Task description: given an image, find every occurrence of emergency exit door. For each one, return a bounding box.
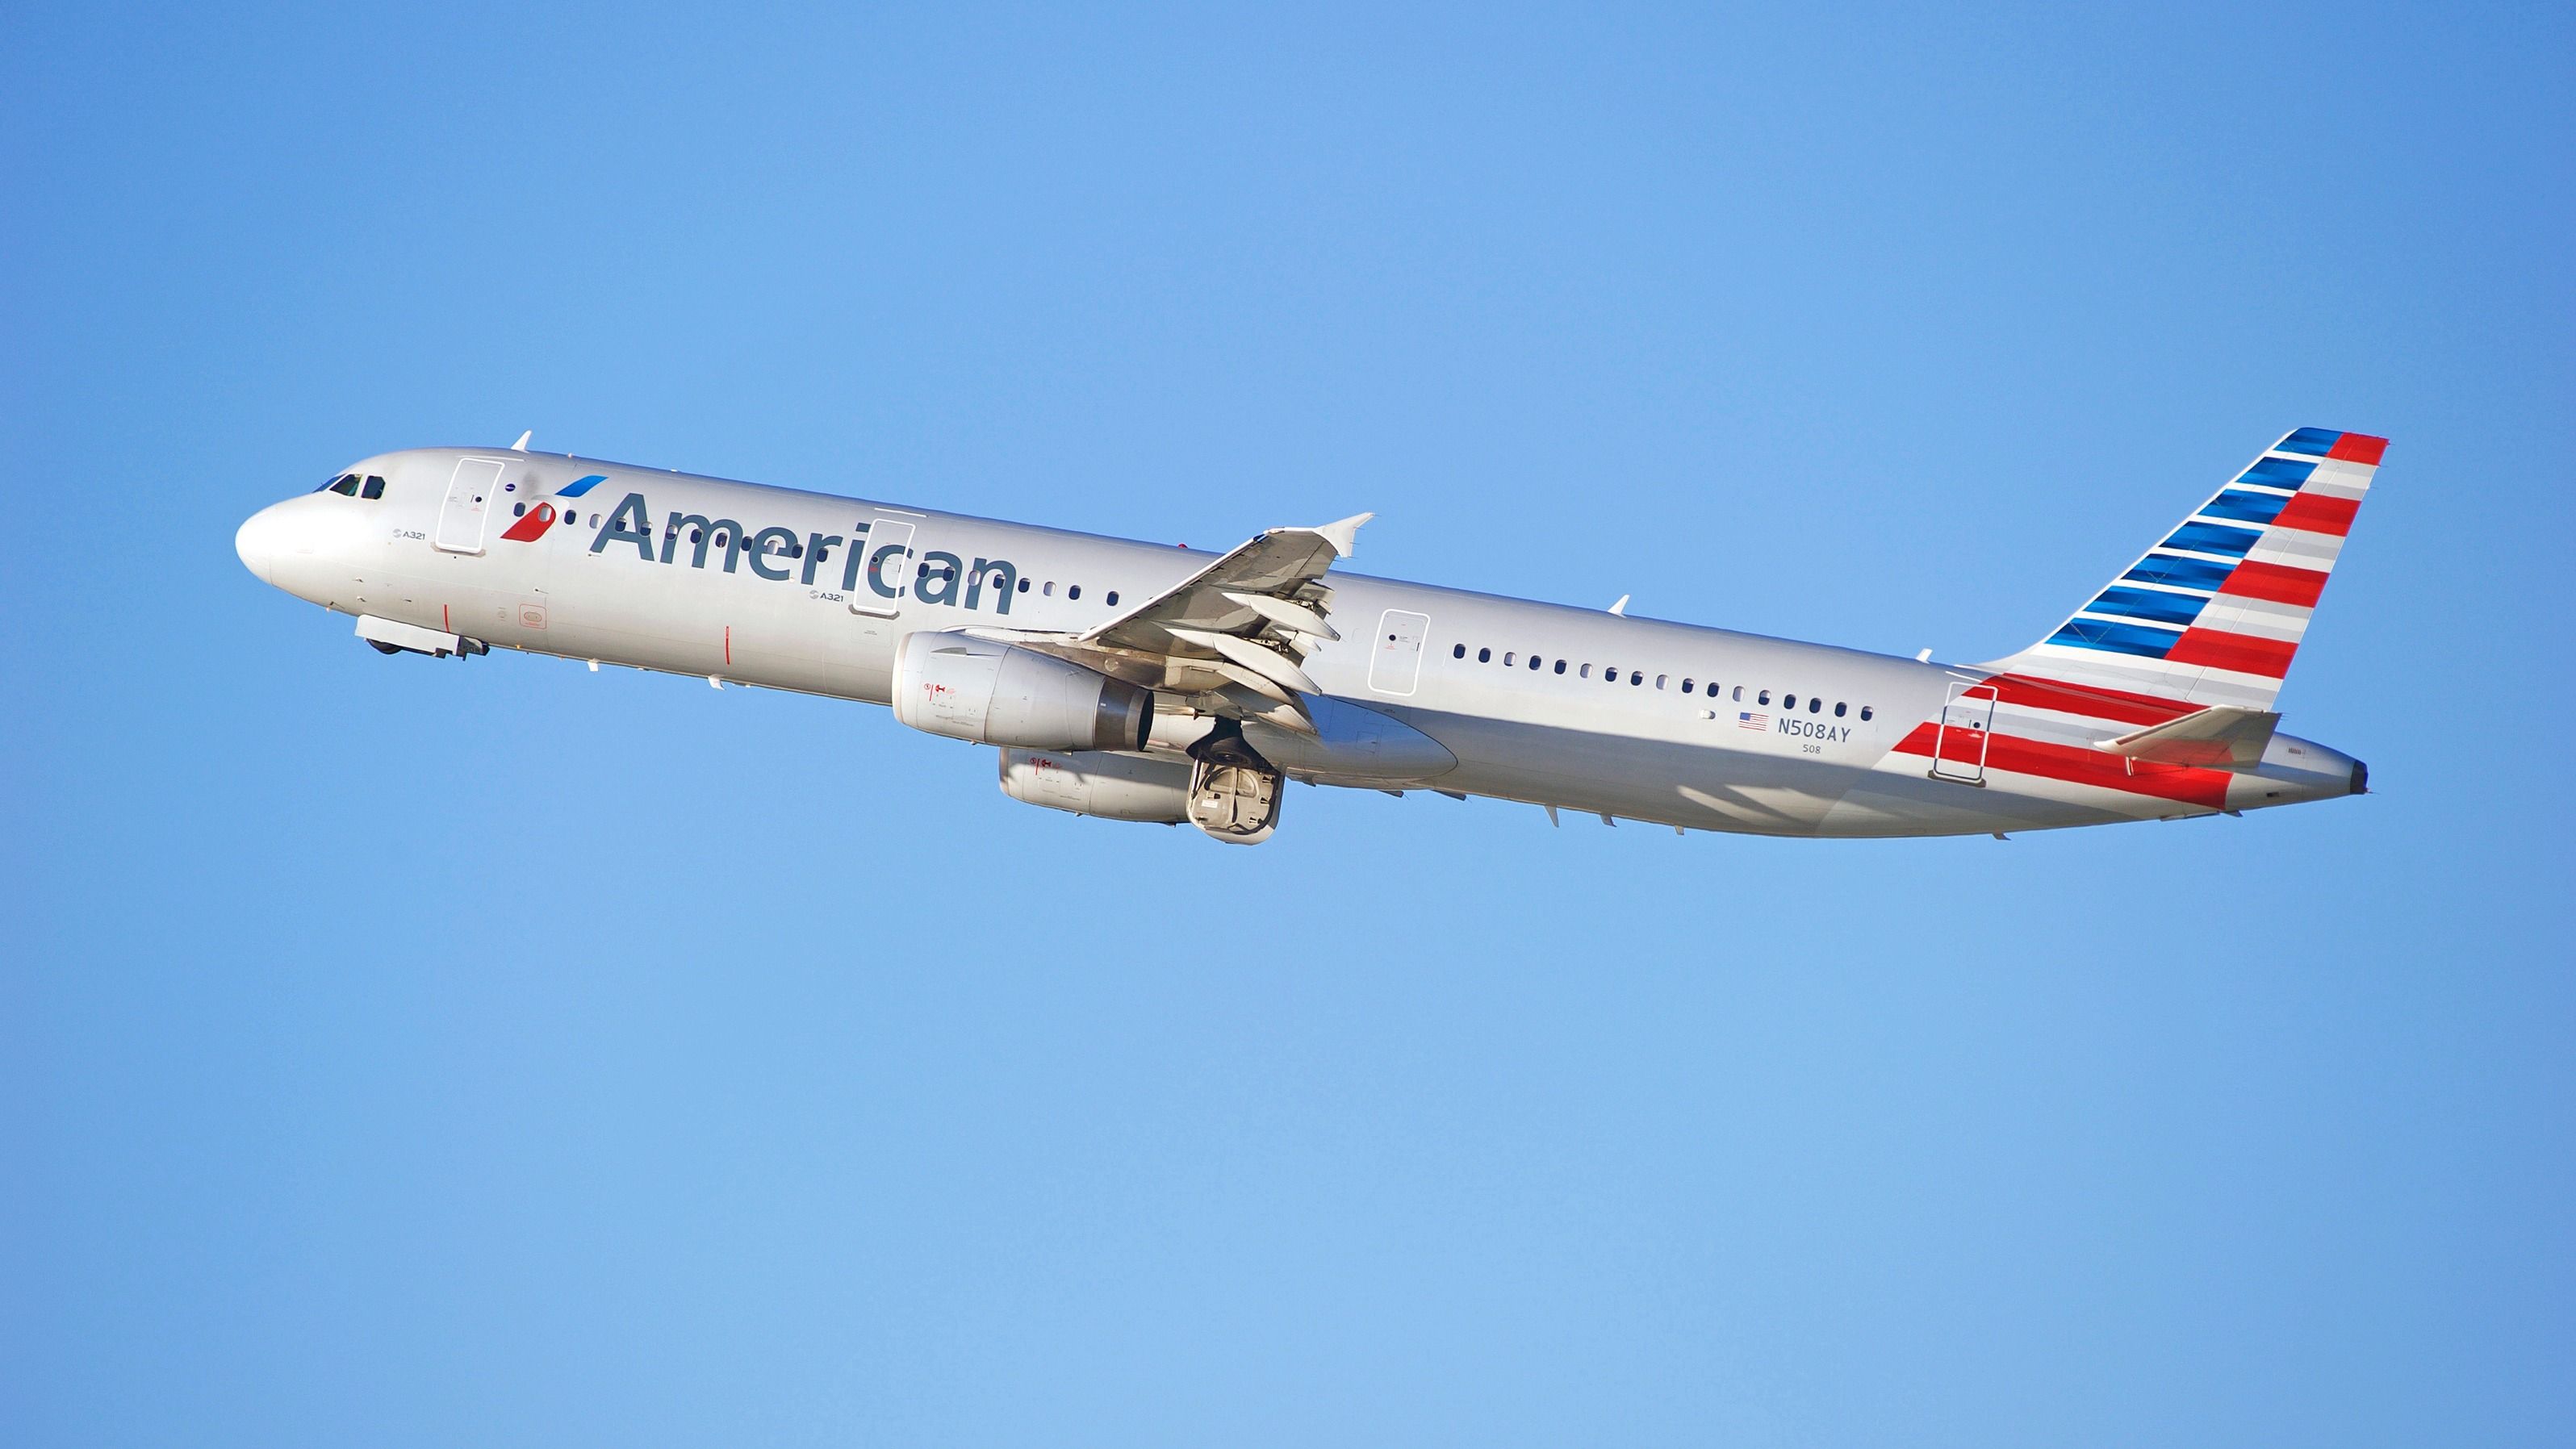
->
[1367,609,1429,696]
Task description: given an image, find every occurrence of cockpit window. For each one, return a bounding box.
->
[316,472,358,494]
[360,475,386,499]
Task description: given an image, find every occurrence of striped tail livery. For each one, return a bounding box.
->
[1994,426,2383,711]
[1887,428,2382,814]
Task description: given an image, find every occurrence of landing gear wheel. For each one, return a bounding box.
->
[1185,723,1285,845]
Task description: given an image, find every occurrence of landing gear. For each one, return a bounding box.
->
[1186,723,1284,845]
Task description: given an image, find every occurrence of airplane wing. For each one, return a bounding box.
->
[966,513,1373,731]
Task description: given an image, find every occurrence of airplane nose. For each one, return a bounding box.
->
[235,505,281,585]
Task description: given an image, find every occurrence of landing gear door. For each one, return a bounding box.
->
[433,457,507,554]
[850,516,917,616]
[1931,682,1998,784]
[1367,609,1429,696]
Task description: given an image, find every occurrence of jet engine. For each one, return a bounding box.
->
[997,726,1292,844]
[893,631,1154,751]
[998,748,1194,823]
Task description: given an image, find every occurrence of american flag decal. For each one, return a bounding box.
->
[1738,712,1769,731]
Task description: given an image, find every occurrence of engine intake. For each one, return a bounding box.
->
[894,632,1153,751]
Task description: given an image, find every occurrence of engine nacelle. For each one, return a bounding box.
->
[894,632,1154,751]
[998,748,1194,823]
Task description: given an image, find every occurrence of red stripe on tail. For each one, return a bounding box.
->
[2271,491,2358,537]
[2165,628,2296,678]
[2217,559,2329,608]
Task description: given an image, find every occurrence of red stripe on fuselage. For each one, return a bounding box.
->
[1889,723,2232,809]
[1980,673,2197,726]
[2217,559,2328,607]
[2271,491,2358,537]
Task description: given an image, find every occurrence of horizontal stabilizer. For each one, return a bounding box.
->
[2097,705,2279,770]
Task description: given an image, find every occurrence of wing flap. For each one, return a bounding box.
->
[1079,514,1370,651]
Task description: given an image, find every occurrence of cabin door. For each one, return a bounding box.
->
[850,516,917,616]
[433,457,507,554]
[1930,682,1999,784]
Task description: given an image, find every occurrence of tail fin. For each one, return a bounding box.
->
[1983,428,2385,711]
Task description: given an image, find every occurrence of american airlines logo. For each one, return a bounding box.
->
[498,474,608,544]
[569,491,1029,617]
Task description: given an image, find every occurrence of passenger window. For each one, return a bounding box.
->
[1733,686,1744,702]
[1758,691,1771,706]
[1453,644,1466,658]
[1580,664,1592,679]
[361,476,386,499]
[1018,578,1031,592]
[1784,694,1796,709]
[1809,697,1821,713]
[1503,651,1516,666]
[1655,674,1666,689]
[1043,582,1055,596]
[1834,702,1847,717]
[1554,660,1566,674]
[1106,591,1119,606]
[1682,679,1695,693]
[1068,585,1081,599]
[1478,648,1491,662]
[1529,655,1542,670]
[513,503,527,516]
[1860,706,1874,721]
[1630,670,1643,686]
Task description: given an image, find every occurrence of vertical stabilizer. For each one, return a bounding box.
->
[1982,428,2386,712]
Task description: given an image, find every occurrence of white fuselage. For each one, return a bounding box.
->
[236,447,2364,838]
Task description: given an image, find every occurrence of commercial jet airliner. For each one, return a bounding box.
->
[236,428,2379,844]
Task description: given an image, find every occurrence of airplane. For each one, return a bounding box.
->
[236,428,2379,845]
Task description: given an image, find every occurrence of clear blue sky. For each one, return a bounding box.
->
[5,3,2569,1444]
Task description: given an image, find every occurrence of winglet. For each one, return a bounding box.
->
[1314,512,1373,559]
[511,430,533,452]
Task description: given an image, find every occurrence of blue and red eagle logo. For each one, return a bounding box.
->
[499,474,609,543]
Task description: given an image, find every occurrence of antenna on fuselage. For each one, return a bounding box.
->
[511,430,533,452]
[1607,595,1629,616]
